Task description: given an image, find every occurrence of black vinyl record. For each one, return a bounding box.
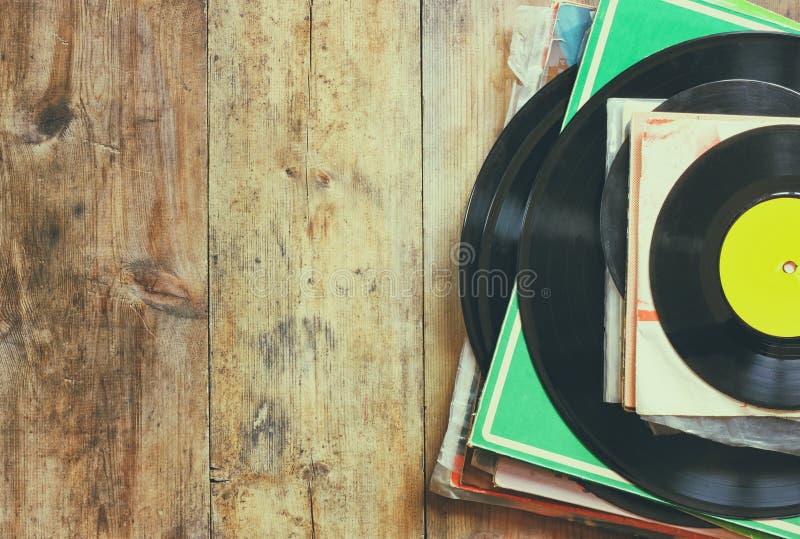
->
[460,67,576,371]
[600,79,800,295]
[516,32,800,518]
[650,125,800,410]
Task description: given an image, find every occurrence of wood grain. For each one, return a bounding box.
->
[0,0,208,536]
[759,0,800,19]
[208,0,424,537]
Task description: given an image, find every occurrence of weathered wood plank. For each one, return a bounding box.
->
[208,0,424,536]
[0,0,209,536]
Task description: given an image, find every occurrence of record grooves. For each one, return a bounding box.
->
[600,79,800,295]
[516,32,800,518]
[460,66,576,372]
[475,70,577,357]
[651,125,800,410]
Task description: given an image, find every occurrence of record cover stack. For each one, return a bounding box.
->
[431,0,800,537]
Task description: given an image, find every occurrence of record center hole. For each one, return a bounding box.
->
[783,261,797,275]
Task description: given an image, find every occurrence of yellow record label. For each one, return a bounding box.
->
[719,196,800,338]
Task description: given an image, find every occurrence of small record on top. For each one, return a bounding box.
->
[651,124,800,411]
[621,111,800,421]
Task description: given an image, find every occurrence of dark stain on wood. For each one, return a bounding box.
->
[43,221,60,247]
[258,319,294,370]
[96,506,109,536]
[37,97,73,138]
[21,210,66,290]
[301,315,335,351]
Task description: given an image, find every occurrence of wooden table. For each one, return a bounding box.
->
[0,0,797,537]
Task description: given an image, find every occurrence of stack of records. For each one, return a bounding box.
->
[431,1,800,537]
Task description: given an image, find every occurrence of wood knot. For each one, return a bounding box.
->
[125,260,202,319]
[36,97,73,138]
[314,169,332,187]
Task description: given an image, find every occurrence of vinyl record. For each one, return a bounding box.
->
[460,67,576,372]
[650,125,800,410]
[600,80,800,295]
[517,32,800,518]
